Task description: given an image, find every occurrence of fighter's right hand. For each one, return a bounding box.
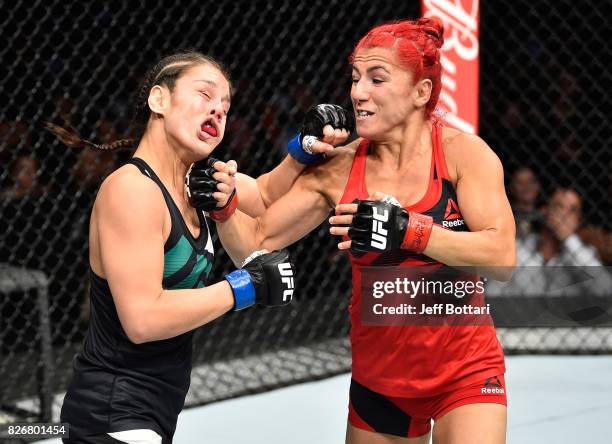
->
[186,157,238,222]
[287,104,355,164]
[185,157,221,212]
[224,250,296,310]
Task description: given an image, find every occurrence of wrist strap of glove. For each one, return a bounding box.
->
[287,133,324,165]
[401,212,434,253]
[209,189,238,222]
[225,269,256,310]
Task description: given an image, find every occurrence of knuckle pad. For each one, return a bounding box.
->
[357,201,375,214]
[205,157,219,168]
[353,215,371,229]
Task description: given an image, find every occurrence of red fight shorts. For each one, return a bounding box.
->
[348,374,507,438]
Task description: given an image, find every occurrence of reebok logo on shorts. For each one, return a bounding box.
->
[481,376,505,395]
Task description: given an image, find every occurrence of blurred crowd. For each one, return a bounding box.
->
[508,166,610,267]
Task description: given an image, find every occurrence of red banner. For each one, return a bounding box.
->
[421,0,480,134]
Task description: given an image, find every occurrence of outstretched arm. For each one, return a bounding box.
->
[213,105,353,217]
[216,168,332,266]
[234,156,307,217]
[223,123,350,217]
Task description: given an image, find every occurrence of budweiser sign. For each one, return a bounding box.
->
[422,0,480,134]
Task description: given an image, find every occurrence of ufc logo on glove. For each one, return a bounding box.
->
[371,207,389,250]
[348,199,433,255]
[278,263,294,301]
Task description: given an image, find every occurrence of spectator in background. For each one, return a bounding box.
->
[509,166,541,239]
[65,128,118,245]
[579,225,612,266]
[1,153,47,200]
[66,118,122,196]
[0,119,32,170]
[68,143,118,234]
[556,132,584,165]
[488,187,611,297]
[0,152,56,269]
[57,120,126,344]
[72,139,118,190]
[519,187,601,266]
[94,118,121,144]
[52,95,81,128]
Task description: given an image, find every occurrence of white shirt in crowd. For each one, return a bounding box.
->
[486,233,611,297]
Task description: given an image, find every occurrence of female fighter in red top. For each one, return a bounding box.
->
[196,17,516,444]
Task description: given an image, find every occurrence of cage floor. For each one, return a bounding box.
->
[33,355,612,444]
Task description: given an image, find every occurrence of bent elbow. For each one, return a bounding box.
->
[480,241,515,282]
[128,336,147,345]
[122,319,151,345]
[232,223,268,267]
[495,246,516,282]
[496,266,515,282]
[255,219,278,254]
[254,218,267,249]
[125,328,147,345]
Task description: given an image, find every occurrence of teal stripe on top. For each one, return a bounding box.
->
[174,254,212,289]
[164,235,212,289]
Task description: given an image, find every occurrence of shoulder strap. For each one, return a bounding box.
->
[432,121,451,180]
[126,157,184,251]
[127,157,159,183]
[127,157,180,212]
[338,139,369,205]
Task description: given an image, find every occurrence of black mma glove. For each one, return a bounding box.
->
[287,104,355,164]
[225,250,295,310]
[185,157,238,221]
[348,198,434,254]
[185,157,220,212]
[301,104,355,139]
